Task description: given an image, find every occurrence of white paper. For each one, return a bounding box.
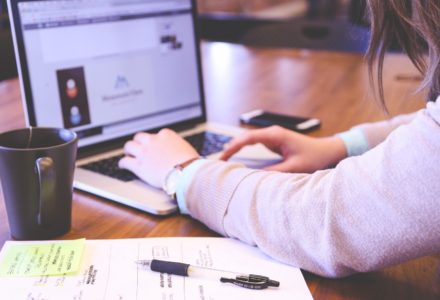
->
[0,237,313,299]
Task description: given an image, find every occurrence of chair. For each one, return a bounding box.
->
[198,14,278,44]
[240,18,370,53]
[0,29,17,81]
[0,8,17,81]
[198,0,370,53]
[0,4,17,81]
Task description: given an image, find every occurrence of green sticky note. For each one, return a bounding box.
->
[0,239,85,277]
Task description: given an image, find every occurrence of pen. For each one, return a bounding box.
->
[135,259,280,290]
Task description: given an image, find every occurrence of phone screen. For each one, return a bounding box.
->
[255,112,309,125]
[241,111,320,132]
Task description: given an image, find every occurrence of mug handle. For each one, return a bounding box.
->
[35,157,55,227]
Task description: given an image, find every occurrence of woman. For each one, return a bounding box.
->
[119,0,440,277]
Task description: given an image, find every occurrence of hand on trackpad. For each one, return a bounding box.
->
[227,143,282,169]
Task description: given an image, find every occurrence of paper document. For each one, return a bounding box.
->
[0,237,313,300]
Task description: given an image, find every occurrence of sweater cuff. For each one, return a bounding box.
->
[336,128,370,157]
[185,160,258,235]
[175,159,207,214]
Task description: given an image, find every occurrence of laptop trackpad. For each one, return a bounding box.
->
[226,143,282,169]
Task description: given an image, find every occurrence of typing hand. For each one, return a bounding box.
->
[119,129,198,188]
[220,126,347,173]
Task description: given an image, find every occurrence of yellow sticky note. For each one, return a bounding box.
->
[0,239,85,277]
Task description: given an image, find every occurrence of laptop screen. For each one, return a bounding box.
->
[11,0,205,147]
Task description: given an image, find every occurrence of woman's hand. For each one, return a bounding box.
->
[220,126,347,173]
[118,128,199,188]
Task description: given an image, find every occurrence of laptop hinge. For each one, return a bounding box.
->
[169,122,198,133]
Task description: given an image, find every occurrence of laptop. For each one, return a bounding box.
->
[8,0,280,215]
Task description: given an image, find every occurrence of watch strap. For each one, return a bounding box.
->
[163,157,201,198]
[175,157,201,171]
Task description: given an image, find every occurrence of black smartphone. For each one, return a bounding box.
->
[240,110,321,133]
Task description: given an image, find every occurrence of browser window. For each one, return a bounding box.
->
[17,0,203,147]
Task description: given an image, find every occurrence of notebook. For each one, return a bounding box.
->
[8,0,280,215]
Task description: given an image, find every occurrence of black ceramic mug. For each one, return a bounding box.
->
[0,127,77,240]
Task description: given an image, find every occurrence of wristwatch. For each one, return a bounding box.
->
[162,157,200,198]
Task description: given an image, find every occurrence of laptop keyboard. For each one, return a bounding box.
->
[80,131,232,182]
[184,131,232,157]
[81,154,138,182]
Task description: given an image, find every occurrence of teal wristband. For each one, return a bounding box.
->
[336,128,370,157]
[175,159,207,214]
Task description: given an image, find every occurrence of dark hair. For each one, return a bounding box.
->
[366,0,440,105]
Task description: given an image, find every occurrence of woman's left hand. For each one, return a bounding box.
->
[118,128,199,188]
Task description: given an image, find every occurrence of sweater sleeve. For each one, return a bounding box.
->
[351,112,417,149]
[183,102,440,278]
[336,112,417,157]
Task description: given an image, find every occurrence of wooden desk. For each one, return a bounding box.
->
[0,42,438,299]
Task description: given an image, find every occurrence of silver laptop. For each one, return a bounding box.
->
[9,0,280,215]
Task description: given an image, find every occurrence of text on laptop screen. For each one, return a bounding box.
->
[17,0,203,147]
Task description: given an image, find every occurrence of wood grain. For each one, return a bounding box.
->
[0,41,438,299]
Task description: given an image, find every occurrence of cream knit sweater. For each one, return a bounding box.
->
[182,97,440,278]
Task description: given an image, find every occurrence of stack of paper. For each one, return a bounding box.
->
[0,237,313,299]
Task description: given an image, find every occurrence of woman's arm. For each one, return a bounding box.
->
[118,106,433,278]
[184,108,440,277]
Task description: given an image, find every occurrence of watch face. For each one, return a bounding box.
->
[163,168,184,196]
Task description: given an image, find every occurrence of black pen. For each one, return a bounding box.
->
[136,259,280,290]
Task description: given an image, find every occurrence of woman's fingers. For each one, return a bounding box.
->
[125,131,164,157]
[220,126,286,160]
[123,140,143,157]
[133,132,153,144]
[118,156,138,173]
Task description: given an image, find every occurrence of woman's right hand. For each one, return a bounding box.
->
[220,126,347,173]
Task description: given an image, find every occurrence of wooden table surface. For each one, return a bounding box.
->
[0,41,439,299]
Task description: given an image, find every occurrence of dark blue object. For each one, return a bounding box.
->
[150,259,190,276]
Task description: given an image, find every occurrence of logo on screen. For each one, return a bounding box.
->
[114,75,130,90]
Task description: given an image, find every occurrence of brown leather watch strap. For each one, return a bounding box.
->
[175,157,201,171]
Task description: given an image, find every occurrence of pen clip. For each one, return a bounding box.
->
[220,274,280,290]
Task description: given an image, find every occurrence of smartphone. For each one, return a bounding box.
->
[240,110,321,133]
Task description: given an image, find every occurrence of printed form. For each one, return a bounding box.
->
[0,237,313,299]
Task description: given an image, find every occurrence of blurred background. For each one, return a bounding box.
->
[197,0,365,20]
[0,0,16,82]
[197,0,369,51]
[0,0,369,82]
